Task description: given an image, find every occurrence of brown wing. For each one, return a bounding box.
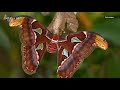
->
[22,45,39,75]
[32,21,52,61]
[57,31,108,78]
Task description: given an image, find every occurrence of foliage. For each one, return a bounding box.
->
[0,12,119,78]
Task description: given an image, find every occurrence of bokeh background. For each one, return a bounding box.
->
[0,12,120,78]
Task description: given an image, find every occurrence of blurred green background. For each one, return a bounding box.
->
[0,12,120,78]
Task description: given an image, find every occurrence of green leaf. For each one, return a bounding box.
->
[0,28,11,51]
[93,18,120,46]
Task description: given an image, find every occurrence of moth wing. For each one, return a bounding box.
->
[32,21,53,61]
[22,45,39,75]
[57,31,87,78]
[57,31,98,78]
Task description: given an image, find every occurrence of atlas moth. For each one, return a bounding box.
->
[4,15,108,78]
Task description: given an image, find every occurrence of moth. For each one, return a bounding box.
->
[5,15,108,78]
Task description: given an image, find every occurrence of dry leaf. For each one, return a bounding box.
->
[65,12,78,33]
[47,12,78,35]
[47,12,66,35]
